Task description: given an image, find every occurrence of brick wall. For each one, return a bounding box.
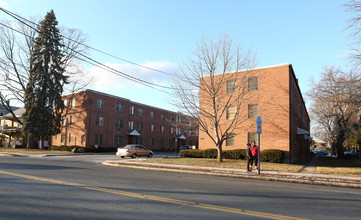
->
[198,63,310,163]
[52,90,198,150]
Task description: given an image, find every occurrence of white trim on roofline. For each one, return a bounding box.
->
[205,63,292,77]
[63,89,182,115]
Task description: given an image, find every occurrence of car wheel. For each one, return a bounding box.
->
[131,153,137,159]
[148,153,153,158]
[120,156,125,158]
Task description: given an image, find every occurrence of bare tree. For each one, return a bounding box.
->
[344,0,361,68]
[307,67,361,157]
[171,34,256,162]
[0,18,91,124]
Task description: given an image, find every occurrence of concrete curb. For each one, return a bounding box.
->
[102,160,361,189]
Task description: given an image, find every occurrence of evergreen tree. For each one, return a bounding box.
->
[23,10,68,149]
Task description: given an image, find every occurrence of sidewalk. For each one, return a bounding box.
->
[102,159,361,189]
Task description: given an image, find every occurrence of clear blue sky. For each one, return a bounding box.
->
[0,0,352,111]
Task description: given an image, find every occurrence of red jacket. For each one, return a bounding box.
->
[250,145,258,157]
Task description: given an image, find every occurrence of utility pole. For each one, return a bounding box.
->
[257,116,262,175]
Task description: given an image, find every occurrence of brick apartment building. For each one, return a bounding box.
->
[52,89,198,150]
[198,63,310,163]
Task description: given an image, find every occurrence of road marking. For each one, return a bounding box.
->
[0,169,308,220]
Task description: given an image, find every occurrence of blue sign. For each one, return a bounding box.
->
[257,116,262,134]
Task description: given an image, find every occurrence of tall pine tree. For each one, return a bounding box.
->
[23,10,68,149]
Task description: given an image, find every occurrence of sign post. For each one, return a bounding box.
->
[256,116,262,175]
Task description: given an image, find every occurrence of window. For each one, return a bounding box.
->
[136,122,143,131]
[161,113,165,120]
[159,138,164,147]
[226,133,235,147]
[69,134,74,144]
[97,99,105,108]
[135,137,143,145]
[70,116,75,125]
[176,116,181,123]
[129,106,134,115]
[169,139,174,148]
[96,116,104,126]
[150,111,155,119]
[149,138,154,147]
[137,108,144,118]
[129,121,134,129]
[64,99,67,107]
[62,117,66,126]
[248,132,258,145]
[115,119,123,129]
[248,77,258,91]
[160,126,164,133]
[95,135,103,145]
[248,104,258,118]
[114,136,123,146]
[116,103,125,113]
[71,98,76,107]
[169,127,174,134]
[227,106,236,120]
[61,134,66,144]
[150,124,154,132]
[227,80,236,94]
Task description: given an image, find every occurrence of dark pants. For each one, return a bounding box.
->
[248,156,258,169]
[251,156,258,167]
[247,157,251,170]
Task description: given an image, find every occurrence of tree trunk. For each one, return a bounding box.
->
[217,145,223,162]
[39,136,43,150]
[335,117,346,158]
[26,134,34,149]
[335,135,345,158]
[331,142,336,155]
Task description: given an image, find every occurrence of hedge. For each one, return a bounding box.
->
[180,149,283,163]
[49,145,74,151]
[49,145,117,153]
[260,149,284,163]
[180,149,247,160]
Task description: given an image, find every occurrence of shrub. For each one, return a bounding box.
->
[260,149,284,163]
[223,149,246,160]
[84,146,117,153]
[49,145,74,151]
[180,148,283,162]
[180,149,246,160]
[204,149,217,158]
[180,149,205,158]
[49,145,117,153]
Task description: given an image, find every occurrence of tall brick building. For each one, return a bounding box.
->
[198,63,310,163]
[52,90,198,150]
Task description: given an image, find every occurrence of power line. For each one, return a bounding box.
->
[0,7,177,77]
[0,16,173,92]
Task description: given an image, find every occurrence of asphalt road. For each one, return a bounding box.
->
[0,155,360,220]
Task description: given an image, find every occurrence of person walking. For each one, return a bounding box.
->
[246,143,252,172]
[250,141,259,171]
